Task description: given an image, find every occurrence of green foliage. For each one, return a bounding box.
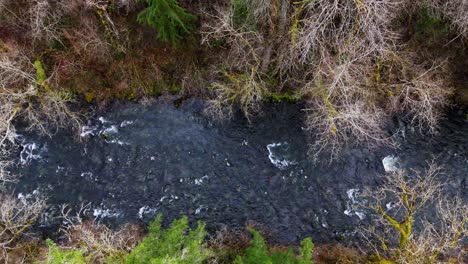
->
[234,229,315,264]
[34,60,47,85]
[414,5,448,42]
[41,239,88,264]
[298,238,314,264]
[137,0,196,47]
[125,214,211,264]
[266,92,299,104]
[231,0,256,31]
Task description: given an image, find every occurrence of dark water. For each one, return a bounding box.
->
[10,99,468,243]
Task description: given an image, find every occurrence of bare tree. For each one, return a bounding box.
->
[0,193,46,261]
[0,52,82,137]
[362,163,467,263]
[29,0,62,43]
[384,52,453,134]
[202,3,268,120]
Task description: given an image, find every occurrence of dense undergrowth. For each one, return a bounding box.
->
[0,0,467,161]
[0,0,467,263]
[0,0,466,163]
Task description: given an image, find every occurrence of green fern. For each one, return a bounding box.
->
[234,229,315,264]
[137,0,196,47]
[41,239,88,264]
[125,214,211,264]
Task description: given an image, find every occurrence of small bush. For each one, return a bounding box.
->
[234,228,315,264]
[125,214,211,264]
[137,0,196,47]
[231,0,256,32]
[63,221,141,264]
[414,5,449,43]
[42,239,88,264]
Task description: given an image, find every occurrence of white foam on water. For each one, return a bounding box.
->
[344,188,366,220]
[159,194,179,203]
[194,175,209,186]
[93,206,122,219]
[80,171,97,181]
[138,206,158,219]
[17,189,41,205]
[120,120,134,127]
[347,189,359,203]
[386,202,396,210]
[98,117,110,124]
[80,125,98,137]
[20,143,45,165]
[101,125,119,135]
[195,205,208,215]
[266,142,297,170]
[105,139,129,146]
[56,166,66,173]
[382,155,399,172]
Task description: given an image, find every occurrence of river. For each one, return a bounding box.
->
[9,99,467,244]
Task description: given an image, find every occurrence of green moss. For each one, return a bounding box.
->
[84,92,95,103]
[34,60,47,85]
[266,92,299,104]
[116,89,138,101]
[168,83,182,95]
[414,5,448,43]
[143,78,181,97]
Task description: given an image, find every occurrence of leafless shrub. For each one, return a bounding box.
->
[252,0,273,27]
[0,159,15,189]
[209,227,251,251]
[63,18,112,63]
[384,53,453,133]
[29,0,62,43]
[427,0,468,39]
[115,0,139,13]
[202,3,269,120]
[59,204,141,263]
[84,0,124,48]
[305,98,389,162]
[202,5,264,70]
[0,54,36,142]
[294,0,402,66]
[0,52,82,138]
[302,50,392,162]
[208,227,251,263]
[64,221,141,262]
[0,193,46,261]
[205,68,267,121]
[314,243,365,263]
[362,163,467,263]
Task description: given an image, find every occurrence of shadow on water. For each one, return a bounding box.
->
[9,99,468,244]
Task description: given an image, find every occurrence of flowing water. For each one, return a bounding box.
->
[9,99,468,243]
